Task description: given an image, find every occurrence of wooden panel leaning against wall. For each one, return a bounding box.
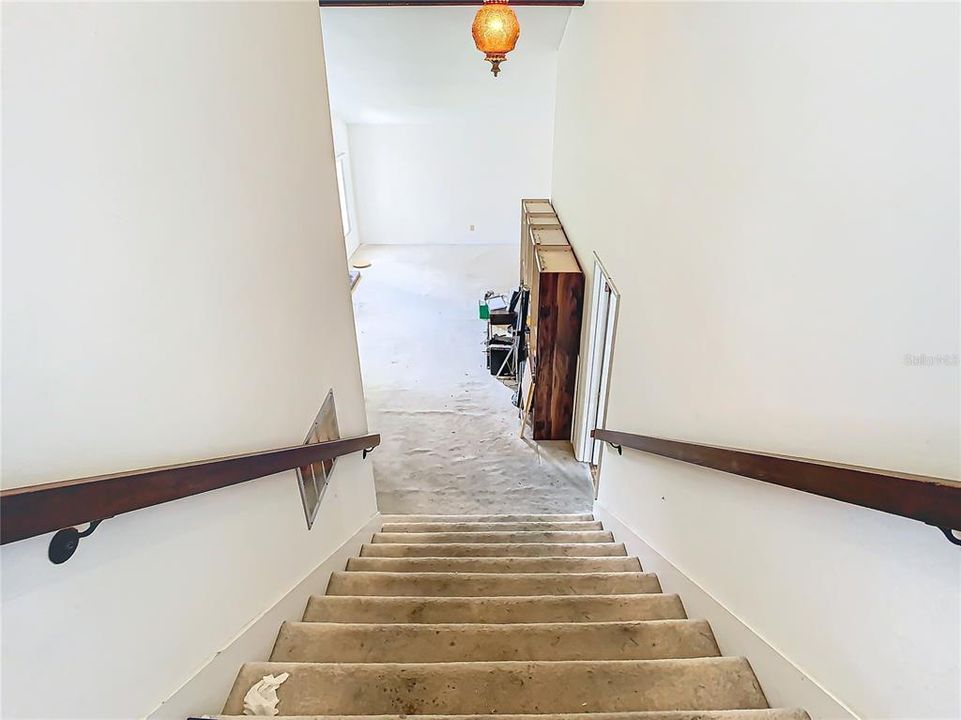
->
[518,199,585,442]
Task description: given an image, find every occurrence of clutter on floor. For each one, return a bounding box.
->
[481,290,521,381]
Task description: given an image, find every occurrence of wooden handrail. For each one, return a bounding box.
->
[0,433,380,547]
[591,429,961,543]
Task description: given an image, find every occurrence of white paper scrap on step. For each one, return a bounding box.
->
[242,672,290,716]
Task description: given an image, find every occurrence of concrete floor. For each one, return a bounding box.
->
[351,244,593,515]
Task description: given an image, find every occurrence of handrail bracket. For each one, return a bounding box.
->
[939,527,961,547]
[48,519,105,565]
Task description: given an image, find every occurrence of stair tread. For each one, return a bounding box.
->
[223,658,768,715]
[326,571,662,597]
[347,556,641,573]
[214,518,804,719]
[360,542,628,557]
[271,619,719,662]
[303,594,688,623]
[372,531,614,544]
[380,521,603,533]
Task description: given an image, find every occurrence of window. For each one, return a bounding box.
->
[335,155,351,237]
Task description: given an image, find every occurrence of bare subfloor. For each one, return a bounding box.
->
[351,244,593,515]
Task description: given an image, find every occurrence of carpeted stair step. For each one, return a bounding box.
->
[346,556,641,573]
[371,530,613,544]
[360,542,627,557]
[380,521,604,533]
[223,658,768,715]
[215,712,810,720]
[326,571,661,596]
[380,513,596,523]
[270,619,719,663]
[215,513,806,719]
[303,594,688,623]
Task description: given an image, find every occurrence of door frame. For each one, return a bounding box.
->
[576,254,620,468]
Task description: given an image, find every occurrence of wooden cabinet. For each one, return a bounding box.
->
[530,247,584,440]
[518,200,584,441]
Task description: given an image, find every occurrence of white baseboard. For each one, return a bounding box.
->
[594,503,856,720]
[147,512,382,720]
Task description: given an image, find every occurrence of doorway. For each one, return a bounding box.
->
[578,256,619,482]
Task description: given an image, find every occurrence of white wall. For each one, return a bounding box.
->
[318,6,565,248]
[552,2,959,718]
[349,120,553,245]
[331,116,363,257]
[1,3,376,718]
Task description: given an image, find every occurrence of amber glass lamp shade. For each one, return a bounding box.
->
[471,0,520,77]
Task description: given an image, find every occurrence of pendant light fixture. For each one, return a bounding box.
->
[471,0,520,77]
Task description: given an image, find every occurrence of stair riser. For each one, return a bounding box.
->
[271,620,719,663]
[380,521,603,533]
[380,513,595,523]
[360,542,628,558]
[303,594,688,623]
[372,531,614,544]
[326,572,661,597]
[224,659,768,715]
[217,512,799,720]
[346,557,641,574]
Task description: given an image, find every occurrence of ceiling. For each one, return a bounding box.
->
[320,6,572,124]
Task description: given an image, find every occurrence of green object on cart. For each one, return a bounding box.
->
[479,300,490,320]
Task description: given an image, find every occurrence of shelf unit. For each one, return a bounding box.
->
[520,199,562,289]
[518,199,584,441]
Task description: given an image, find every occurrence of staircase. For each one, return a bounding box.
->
[220,514,809,719]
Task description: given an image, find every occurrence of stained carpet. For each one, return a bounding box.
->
[351,244,593,514]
